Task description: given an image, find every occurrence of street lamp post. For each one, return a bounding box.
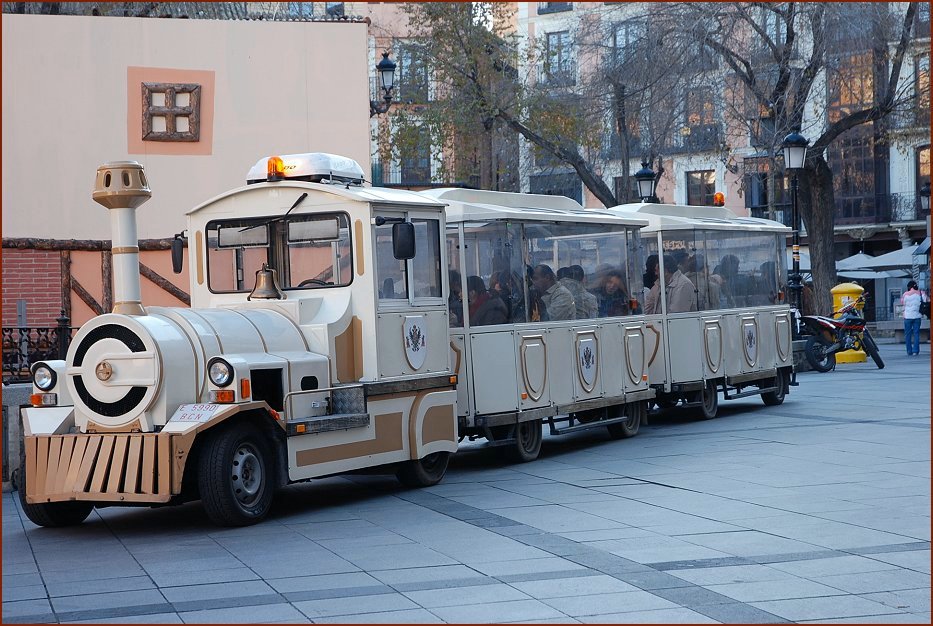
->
[920,181,931,215]
[782,131,809,329]
[634,161,657,203]
[370,51,397,117]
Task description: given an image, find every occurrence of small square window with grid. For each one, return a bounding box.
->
[141,82,201,142]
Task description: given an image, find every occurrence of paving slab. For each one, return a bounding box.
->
[178,603,306,624]
[401,582,530,608]
[427,598,568,623]
[751,595,907,621]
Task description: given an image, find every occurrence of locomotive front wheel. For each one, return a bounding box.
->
[607,400,646,439]
[396,451,450,488]
[510,419,543,463]
[17,457,93,527]
[198,423,274,526]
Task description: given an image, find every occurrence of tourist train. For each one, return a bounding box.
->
[19,153,792,527]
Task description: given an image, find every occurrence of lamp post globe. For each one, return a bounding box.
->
[370,52,397,117]
[782,131,809,170]
[920,181,931,213]
[377,51,397,95]
[634,161,657,202]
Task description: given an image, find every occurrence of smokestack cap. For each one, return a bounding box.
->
[93,161,152,209]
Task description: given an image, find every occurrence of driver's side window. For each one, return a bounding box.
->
[375,219,409,300]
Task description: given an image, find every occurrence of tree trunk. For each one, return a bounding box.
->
[798,155,836,314]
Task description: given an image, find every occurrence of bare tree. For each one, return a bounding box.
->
[397,2,706,206]
[679,2,920,312]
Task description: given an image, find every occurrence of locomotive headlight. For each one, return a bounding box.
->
[208,358,234,387]
[32,363,56,391]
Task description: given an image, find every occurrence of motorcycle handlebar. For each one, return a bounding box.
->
[832,294,866,316]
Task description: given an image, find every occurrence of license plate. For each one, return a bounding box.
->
[170,404,223,423]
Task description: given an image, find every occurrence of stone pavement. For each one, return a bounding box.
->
[3,344,929,624]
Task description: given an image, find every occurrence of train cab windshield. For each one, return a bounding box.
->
[206,212,353,292]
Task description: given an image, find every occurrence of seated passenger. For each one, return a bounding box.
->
[757,261,779,305]
[684,253,718,310]
[713,254,741,308]
[448,270,464,327]
[646,255,698,314]
[467,275,508,326]
[559,264,598,319]
[643,254,659,299]
[531,264,575,320]
[593,269,630,317]
[663,254,698,313]
[672,249,690,273]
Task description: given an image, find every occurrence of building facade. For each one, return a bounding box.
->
[516,2,930,262]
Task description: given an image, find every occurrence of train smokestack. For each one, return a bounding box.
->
[92,161,151,316]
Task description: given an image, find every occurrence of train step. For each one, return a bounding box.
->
[549,414,636,436]
[286,412,370,436]
[723,386,779,400]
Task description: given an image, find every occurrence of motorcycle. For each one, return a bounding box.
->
[799,294,884,372]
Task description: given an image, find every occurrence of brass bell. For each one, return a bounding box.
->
[248,263,285,300]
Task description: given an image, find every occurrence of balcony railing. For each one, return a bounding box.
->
[890,105,931,131]
[2,322,76,384]
[372,161,433,187]
[670,124,722,153]
[538,2,572,15]
[749,204,793,227]
[540,60,576,87]
[835,191,929,225]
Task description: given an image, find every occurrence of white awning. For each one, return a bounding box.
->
[860,244,921,270]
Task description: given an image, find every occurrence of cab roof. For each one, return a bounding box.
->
[609,203,790,233]
[187,181,444,217]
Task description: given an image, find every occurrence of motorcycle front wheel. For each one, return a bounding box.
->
[805,335,836,373]
[861,330,885,369]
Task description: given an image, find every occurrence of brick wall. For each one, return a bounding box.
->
[1,250,63,327]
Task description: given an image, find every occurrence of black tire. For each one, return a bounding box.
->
[17,456,93,527]
[693,380,719,420]
[396,451,450,488]
[198,423,274,527]
[805,335,836,373]
[761,369,788,406]
[607,400,646,439]
[861,331,885,370]
[509,419,543,463]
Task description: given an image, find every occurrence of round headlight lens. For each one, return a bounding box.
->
[209,360,233,387]
[33,364,56,391]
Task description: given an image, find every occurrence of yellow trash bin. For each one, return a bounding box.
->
[832,283,866,363]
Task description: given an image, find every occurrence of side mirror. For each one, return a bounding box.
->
[171,235,184,274]
[392,222,415,260]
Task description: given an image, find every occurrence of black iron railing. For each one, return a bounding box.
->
[749,205,794,227]
[670,124,722,154]
[538,2,572,14]
[835,191,930,225]
[2,314,75,384]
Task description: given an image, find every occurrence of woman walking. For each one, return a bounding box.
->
[900,280,927,356]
